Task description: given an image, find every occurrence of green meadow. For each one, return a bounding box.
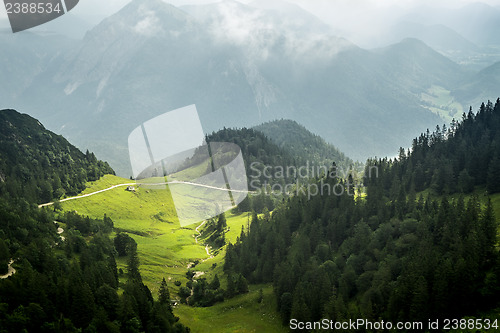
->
[174,284,287,333]
[61,175,212,290]
[421,85,464,123]
[60,175,284,332]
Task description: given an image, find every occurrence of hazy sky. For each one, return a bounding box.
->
[1,0,499,36]
[2,0,499,20]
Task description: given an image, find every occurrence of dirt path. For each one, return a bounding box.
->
[0,260,15,279]
[38,181,253,208]
[168,181,252,194]
[194,221,214,262]
[4,221,67,279]
[194,221,207,244]
[38,183,137,208]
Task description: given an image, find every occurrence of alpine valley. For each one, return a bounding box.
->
[1,1,500,332]
[2,0,500,175]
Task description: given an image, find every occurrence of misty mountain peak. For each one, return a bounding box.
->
[250,0,312,15]
[88,0,193,39]
[180,0,346,60]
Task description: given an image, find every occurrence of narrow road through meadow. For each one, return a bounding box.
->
[38,181,253,208]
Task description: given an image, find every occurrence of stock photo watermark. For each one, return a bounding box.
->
[127,105,248,227]
[3,0,79,33]
[127,106,379,226]
[248,161,378,199]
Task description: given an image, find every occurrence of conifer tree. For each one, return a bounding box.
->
[127,246,142,283]
[487,153,500,193]
[159,278,171,305]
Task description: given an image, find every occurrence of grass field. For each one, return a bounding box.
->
[61,175,213,292]
[59,175,285,331]
[76,175,135,194]
[174,284,287,333]
[421,85,464,123]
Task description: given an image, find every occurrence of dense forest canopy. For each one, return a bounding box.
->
[225,99,500,326]
[207,125,359,214]
[365,99,500,197]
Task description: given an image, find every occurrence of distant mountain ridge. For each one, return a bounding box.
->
[403,3,500,46]
[454,61,500,106]
[0,0,497,176]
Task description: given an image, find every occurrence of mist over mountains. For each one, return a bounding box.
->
[1,0,500,176]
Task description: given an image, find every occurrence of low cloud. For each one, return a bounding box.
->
[133,4,162,36]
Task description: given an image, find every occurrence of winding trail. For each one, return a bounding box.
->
[194,221,207,245]
[0,222,66,279]
[0,260,15,279]
[38,181,253,208]
[194,221,214,261]
[38,183,136,208]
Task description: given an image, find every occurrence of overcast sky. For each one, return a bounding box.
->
[1,0,499,35]
[2,0,499,20]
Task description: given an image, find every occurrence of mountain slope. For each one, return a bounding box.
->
[0,109,114,203]
[0,0,478,176]
[402,3,500,46]
[0,110,189,332]
[377,22,482,68]
[225,99,500,328]
[277,38,465,160]
[254,119,357,171]
[374,38,466,90]
[0,32,74,103]
[20,0,295,176]
[454,61,500,106]
[384,22,478,53]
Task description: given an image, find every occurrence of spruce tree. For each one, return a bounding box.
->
[127,247,142,283]
[158,278,171,306]
[237,274,249,294]
[487,153,500,193]
[209,274,220,290]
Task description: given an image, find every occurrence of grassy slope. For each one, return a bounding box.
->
[77,175,135,194]
[421,85,464,123]
[60,175,284,332]
[174,284,286,333]
[61,175,209,291]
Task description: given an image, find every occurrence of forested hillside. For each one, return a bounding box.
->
[206,125,358,186]
[207,127,298,186]
[0,109,114,204]
[207,126,357,214]
[254,119,358,172]
[365,99,500,196]
[225,100,500,326]
[0,111,189,332]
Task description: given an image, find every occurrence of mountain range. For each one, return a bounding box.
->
[1,0,499,176]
